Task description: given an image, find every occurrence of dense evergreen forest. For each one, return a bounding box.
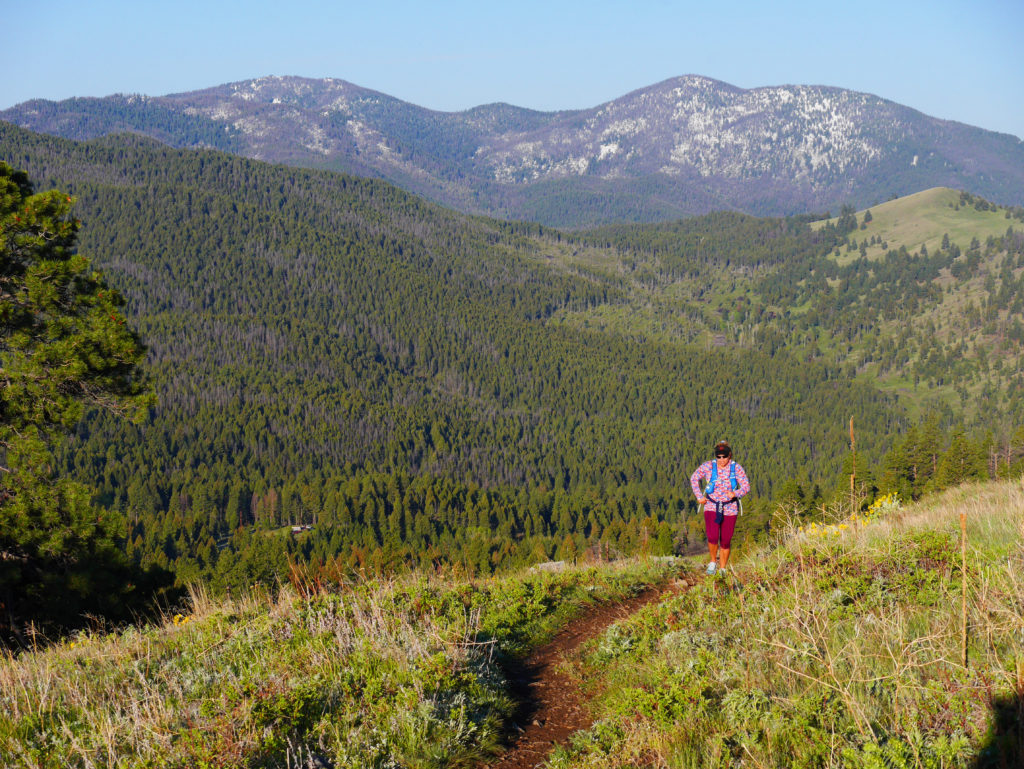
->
[1,121,1017,618]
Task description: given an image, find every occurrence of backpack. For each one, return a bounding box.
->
[705,461,742,522]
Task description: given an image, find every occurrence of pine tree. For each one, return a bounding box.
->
[1,163,153,640]
[935,432,987,490]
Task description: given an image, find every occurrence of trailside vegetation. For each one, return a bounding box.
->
[550,481,1024,769]
[0,558,674,768]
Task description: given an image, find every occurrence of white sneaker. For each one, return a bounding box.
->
[705,561,717,575]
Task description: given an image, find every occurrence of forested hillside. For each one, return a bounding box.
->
[0,122,908,594]
[559,195,1024,430]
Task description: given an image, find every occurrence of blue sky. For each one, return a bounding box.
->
[6,0,1023,139]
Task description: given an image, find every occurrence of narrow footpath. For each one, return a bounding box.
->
[483,576,693,769]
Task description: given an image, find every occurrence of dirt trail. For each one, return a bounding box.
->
[483,576,693,769]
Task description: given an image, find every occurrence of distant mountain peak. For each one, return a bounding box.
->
[3,75,1023,227]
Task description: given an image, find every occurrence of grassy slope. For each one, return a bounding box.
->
[774,190,1021,419]
[834,191,1022,416]
[5,479,1019,768]
[555,187,1019,350]
[814,187,1014,261]
[552,480,1024,768]
[0,560,676,768]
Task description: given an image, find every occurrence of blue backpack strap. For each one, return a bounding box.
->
[730,461,743,517]
[707,461,738,498]
[708,461,725,523]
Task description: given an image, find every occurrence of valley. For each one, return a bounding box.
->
[2,121,1020,605]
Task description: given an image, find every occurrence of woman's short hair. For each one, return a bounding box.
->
[714,441,732,457]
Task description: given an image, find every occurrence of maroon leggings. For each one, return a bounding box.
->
[705,510,738,548]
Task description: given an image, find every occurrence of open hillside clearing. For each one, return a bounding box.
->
[3,479,1022,767]
[814,187,1016,262]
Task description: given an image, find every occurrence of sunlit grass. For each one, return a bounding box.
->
[555,479,1024,768]
[0,559,674,768]
[814,187,1014,259]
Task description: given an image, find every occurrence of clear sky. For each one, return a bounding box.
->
[6,0,1023,139]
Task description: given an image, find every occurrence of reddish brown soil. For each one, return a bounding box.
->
[482,577,693,769]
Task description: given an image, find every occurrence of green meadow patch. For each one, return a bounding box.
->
[815,187,1016,262]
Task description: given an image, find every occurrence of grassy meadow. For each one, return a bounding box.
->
[551,480,1024,768]
[815,187,1015,263]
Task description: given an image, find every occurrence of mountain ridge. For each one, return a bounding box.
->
[5,74,1023,226]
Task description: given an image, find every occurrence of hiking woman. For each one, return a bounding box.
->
[690,441,750,576]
